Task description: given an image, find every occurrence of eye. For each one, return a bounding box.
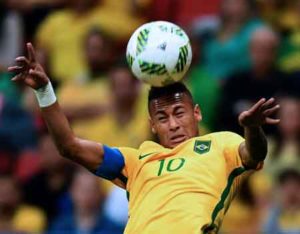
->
[157,115,167,122]
[175,111,185,117]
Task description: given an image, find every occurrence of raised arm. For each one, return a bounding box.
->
[238,98,280,169]
[8,43,104,172]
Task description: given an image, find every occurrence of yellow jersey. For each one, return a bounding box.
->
[96,131,253,234]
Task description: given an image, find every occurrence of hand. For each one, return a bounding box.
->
[8,43,49,90]
[238,98,280,128]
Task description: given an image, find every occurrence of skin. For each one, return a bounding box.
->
[250,28,279,76]
[149,93,201,149]
[8,43,281,173]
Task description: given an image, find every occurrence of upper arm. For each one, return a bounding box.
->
[239,142,264,170]
[218,132,245,170]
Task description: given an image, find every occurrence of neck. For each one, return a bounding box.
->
[114,100,136,125]
[253,66,272,78]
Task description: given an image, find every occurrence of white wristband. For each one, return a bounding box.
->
[33,82,57,107]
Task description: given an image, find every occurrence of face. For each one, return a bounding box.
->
[0,177,19,210]
[149,93,202,148]
[110,68,139,105]
[279,176,300,209]
[250,30,278,71]
[85,34,110,71]
[278,97,300,138]
[221,0,250,21]
[71,171,103,212]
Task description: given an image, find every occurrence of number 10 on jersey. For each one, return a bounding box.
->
[157,158,186,176]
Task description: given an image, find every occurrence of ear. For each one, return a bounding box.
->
[194,104,202,122]
[149,117,157,134]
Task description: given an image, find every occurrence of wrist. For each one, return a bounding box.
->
[33,81,57,107]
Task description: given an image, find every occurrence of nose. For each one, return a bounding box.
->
[169,116,180,132]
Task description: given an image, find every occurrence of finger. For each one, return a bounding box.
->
[27,42,36,62]
[8,66,25,73]
[11,73,26,82]
[265,117,280,125]
[261,97,276,111]
[15,56,30,66]
[263,104,280,116]
[249,98,266,113]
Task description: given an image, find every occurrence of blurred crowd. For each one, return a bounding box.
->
[0,0,299,233]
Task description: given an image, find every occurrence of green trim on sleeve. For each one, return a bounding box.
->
[203,167,246,234]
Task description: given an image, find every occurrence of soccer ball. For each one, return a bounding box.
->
[126,21,192,87]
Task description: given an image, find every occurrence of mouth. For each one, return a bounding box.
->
[170,134,187,144]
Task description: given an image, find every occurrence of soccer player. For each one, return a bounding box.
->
[8,43,280,234]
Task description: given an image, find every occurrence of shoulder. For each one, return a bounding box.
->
[39,10,72,28]
[138,140,164,152]
[199,131,243,139]
[198,131,244,148]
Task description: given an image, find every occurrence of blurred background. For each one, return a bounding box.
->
[0,0,299,233]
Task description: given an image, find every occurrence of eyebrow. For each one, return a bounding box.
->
[154,110,167,116]
[153,104,185,116]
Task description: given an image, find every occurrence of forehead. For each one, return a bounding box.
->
[149,93,193,115]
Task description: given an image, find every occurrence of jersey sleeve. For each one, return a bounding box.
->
[216,132,252,196]
[93,145,140,189]
[217,132,245,172]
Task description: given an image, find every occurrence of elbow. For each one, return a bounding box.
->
[56,137,81,160]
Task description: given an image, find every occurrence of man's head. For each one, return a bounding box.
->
[84,28,112,75]
[148,83,202,149]
[109,62,140,109]
[277,168,300,209]
[250,27,280,73]
[71,169,103,213]
[0,175,20,216]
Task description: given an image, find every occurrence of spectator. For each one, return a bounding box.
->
[0,94,38,158]
[0,174,46,233]
[202,0,264,80]
[266,93,300,177]
[186,33,221,132]
[35,0,144,83]
[218,27,284,135]
[58,28,113,121]
[72,61,151,148]
[22,133,74,224]
[48,169,124,234]
[263,167,300,233]
[0,0,23,71]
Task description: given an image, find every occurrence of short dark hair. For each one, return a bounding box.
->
[148,82,193,110]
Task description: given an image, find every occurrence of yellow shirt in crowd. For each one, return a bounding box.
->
[36,3,145,82]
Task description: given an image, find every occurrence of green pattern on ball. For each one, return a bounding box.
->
[158,25,185,38]
[136,29,150,56]
[139,60,168,75]
[127,54,134,68]
[174,43,189,73]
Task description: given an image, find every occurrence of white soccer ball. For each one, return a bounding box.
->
[126,21,192,87]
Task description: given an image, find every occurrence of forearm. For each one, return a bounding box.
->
[40,102,77,157]
[40,101,104,170]
[242,126,268,167]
